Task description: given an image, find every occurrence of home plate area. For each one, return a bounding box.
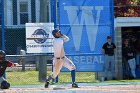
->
[0,83,140,93]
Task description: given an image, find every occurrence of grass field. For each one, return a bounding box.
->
[6,70,96,86]
[7,71,42,85]
[6,70,140,86]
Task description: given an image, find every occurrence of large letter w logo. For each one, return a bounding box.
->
[64,6,103,51]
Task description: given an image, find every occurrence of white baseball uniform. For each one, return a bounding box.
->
[51,35,76,78]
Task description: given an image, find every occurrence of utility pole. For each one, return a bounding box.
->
[40,0,49,22]
[38,0,49,82]
[1,0,5,50]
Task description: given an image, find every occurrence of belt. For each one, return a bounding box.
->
[56,56,65,59]
[106,54,114,56]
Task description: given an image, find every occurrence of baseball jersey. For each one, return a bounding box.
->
[102,42,116,56]
[0,60,13,77]
[122,44,136,60]
[53,35,69,58]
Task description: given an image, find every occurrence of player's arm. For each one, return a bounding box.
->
[6,60,17,67]
[61,34,69,42]
[102,44,106,55]
[102,48,105,55]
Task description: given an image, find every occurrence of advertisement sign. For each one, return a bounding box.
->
[26,23,54,53]
[58,0,113,71]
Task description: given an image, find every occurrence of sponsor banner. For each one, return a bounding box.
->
[26,23,54,53]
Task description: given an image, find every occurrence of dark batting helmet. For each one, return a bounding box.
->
[52,28,61,38]
[1,81,10,89]
[0,50,6,61]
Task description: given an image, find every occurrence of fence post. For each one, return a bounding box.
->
[39,56,47,82]
[35,56,39,71]
[20,49,26,71]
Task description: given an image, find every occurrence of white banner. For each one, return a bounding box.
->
[26,23,54,53]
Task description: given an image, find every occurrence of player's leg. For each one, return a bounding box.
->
[63,57,78,88]
[128,58,136,79]
[104,55,110,80]
[110,56,115,79]
[45,59,63,88]
[71,70,75,84]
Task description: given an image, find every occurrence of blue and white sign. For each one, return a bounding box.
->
[59,0,113,71]
[62,54,104,72]
[26,23,54,53]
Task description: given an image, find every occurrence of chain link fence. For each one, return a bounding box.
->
[2,29,95,85]
[5,54,96,85]
[1,0,140,86]
[6,55,96,85]
[2,30,97,85]
[0,0,109,86]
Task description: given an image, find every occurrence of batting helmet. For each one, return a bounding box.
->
[0,50,6,61]
[1,81,10,89]
[52,28,61,38]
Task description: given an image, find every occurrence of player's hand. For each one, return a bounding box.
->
[61,34,64,36]
[12,63,18,67]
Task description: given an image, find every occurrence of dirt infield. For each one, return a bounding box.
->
[0,83,140,93]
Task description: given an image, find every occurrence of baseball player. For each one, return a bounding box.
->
[0,50,16,89]
[45,28,78,88]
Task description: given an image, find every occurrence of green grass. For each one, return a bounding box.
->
[6,71,96,86]
[6,71,43,86]
[58,72,96,83]
[6,70,140,86]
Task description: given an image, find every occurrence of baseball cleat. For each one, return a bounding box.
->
[72,83,79,88]
[44,81,49,88]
